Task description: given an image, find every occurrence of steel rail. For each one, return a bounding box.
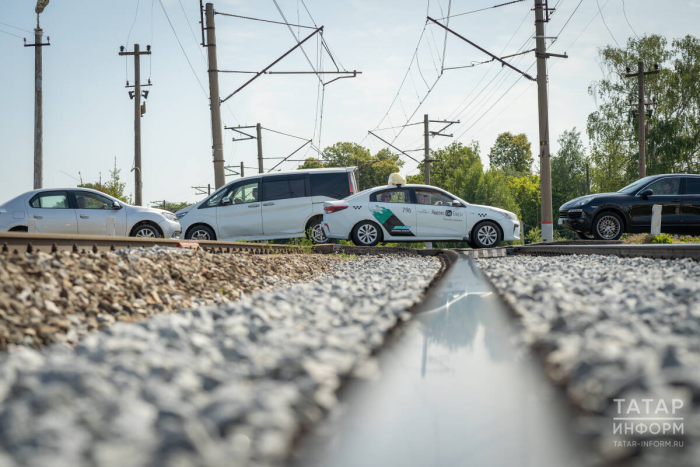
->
[513,243,700,260]
[0,232,307,255]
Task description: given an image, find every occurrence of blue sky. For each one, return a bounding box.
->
[1,0,698,206]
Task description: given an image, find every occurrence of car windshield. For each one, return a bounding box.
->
[617,176,656,194]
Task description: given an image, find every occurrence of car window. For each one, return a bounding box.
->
[310,173,351,199]
[289,178,306,198]
[645,177,680,195]
[370,189,410,204]
[75,192,112,210]
[415,189,453,206]
[618,176,656,194]
[230,182,259,204]
[206,186,232,207]
[29,191,70,209]
[685,178,700,195]
[264,179,292,201]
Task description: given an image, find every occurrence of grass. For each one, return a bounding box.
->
[622,233,700,244]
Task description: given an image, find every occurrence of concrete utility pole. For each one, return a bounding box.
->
[625,62,659,179]
[534,0,553,242]
[424,114,431,186]
[256,123,264,174]
[205,3,225,189]
[25,2,51,189]
[119,44,151,206]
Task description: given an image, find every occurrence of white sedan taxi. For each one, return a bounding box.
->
[321,174,520,248]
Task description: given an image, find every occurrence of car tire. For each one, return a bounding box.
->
[308,218,331,244]
[471,221,502,249]
[593,212,624,240]
[352,221,381,247]
[131,223,162,238]
[186,225,216,241]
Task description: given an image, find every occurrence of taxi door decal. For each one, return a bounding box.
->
[369,206,415,237]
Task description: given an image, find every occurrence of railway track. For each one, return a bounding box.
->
[0,232,305,255]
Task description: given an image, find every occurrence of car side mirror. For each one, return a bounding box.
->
[112,201,122,210]
[452,200,463,207]
[221,196,232,206]
[639,188,653,199]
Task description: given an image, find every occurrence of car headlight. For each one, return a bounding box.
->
[502,211,517,221]
[569,196,594,208]
[176,211,188,219]
[164,213,178,222]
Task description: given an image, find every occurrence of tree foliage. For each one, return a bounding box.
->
[78,158,131,203]
[587,34,700,192]
[488,132,534,175]
[298,142,404,190]
[551,128,589,210]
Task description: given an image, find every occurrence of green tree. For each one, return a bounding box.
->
[474,169,520,217]
[551,128,589,209]
[488,132,533,175]
[507,174,540,233]
[150,201,193,213]
[587,34,700,191]
[79,158,131,203]
[407,141,483,203]
[298,142,404,190]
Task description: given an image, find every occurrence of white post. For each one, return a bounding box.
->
[650,205,662,236]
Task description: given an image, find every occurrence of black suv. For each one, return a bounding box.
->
[558,174,700,240]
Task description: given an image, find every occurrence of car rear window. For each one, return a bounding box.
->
[310,173,351,199]
[263,179,292,201]
[685,178,700,195]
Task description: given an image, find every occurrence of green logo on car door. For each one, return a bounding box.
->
[370,206,415,237]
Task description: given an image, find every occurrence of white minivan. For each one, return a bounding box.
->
[176,167,358,243]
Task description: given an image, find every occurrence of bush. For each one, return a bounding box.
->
[652,234,673,244]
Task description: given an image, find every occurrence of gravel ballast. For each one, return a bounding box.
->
[477,255,700,464]
[0,248,338,350]
[0,254,441,467]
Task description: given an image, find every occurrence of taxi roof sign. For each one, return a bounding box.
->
[388,173,407,186]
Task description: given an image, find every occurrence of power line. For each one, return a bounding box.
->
[0,28,23,39]
[0,21,32,34]
[596,0,620,48]
[179,0,207,64]
[158,0,208,99]
[214,12,315,29]
[126,0,141,47]
[550,0,583,47]
[621,0,639,39]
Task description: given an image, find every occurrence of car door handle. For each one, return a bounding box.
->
[248,204,260,208]
[671,199,680,202]
[80,215,89,219]
[33,215,43,219]
[417,210,429,213]
[263,202,275,206]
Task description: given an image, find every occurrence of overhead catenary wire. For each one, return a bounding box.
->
[438,0,526,21]
[214,12,315,30]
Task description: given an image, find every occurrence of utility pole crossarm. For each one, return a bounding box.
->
[221,26,323,103]
[427,16,536,81]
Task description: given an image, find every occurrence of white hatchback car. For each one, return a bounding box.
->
[0,188,181,238]
[322,178,520,248]
[177,167,358,242]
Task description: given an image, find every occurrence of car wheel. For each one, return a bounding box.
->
[352,221,381,247]
[593,212,624,240]
[132,224,161,238]
[308,218,331,244]
[186,225,215,241]
[471,221,502,249]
